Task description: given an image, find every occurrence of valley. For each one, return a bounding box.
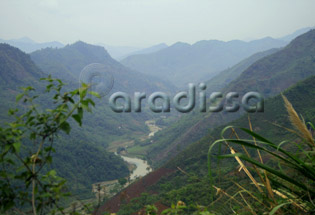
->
[0,7,314,214]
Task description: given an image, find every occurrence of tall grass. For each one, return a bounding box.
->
[207,95,315,214]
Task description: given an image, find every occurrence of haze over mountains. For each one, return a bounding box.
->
[1,25,315,214]
[121,37,287,88]
[30,41,175,94]
[144,29,315,166]
[121,27,313,88]
[95,28,315,215]
[0,40,176,199]
[0,37,64,53]
[0,43,131,197]
[100,43,168,60]
[100,75,315,214]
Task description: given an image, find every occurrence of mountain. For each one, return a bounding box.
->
[0,43,43,86]
[279,26,313,42]
[98,75,315,214]
[29,42,178,155]
[0,43,130,198]
[0,37,64,53]
[120,43,168,60]
[31,41,175,94]
[121,37,287,88]
[100,43,168,60]
[98,43,141,60]
[204,48,279,94]
[138,29,315,167]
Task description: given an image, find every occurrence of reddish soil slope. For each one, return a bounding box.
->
[94,167,175,215]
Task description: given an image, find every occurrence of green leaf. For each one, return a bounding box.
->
[72,114,82,126]
[16,93,24,102]
[78,107,83,118]
[30,132,36,140]
[240,127,273,144]
[224,139,298,168]
[60,121,71,134]
[269,202,291,215]
[80,88,87,100]
[307,122,315,131]
[46,155,52,164]
[13,142,21,153]
[85,98,95,106]
[88,91,101,99]
[47,169,57,177]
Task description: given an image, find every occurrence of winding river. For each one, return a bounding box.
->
[119,155,151,180]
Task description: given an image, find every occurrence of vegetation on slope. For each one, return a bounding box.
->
[113,75,315,214]
[0,76,102,214]
[144,29,315,167]
[0,44,130,199]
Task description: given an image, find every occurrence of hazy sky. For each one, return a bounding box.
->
[0,0,314,47]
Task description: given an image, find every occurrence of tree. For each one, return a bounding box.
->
[118,177,128,187]
[0,76,99,214]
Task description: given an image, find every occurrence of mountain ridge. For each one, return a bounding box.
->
[31,41,176,94]
[0,37,64,53]
[0,43,130,197]
[121,36,288,87]
[144,29,315,166]
[100,75,315,214]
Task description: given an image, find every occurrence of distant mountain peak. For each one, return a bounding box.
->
[121,36,287,87]
[0,43,43,85]
[68,41,111,56]
[280,27,314,42]
[15,36,35,43]
[71,40,88,46]
[193,39,222,46]
[0,37,64,53]
[172,41,190,46]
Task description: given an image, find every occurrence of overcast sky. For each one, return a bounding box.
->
[0,0,314,47]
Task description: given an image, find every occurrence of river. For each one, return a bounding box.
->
[119,155,151,180]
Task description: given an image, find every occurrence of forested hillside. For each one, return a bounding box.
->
[1,1,314,215]
[29,41,179,167]
[105,74,315,215]
[0,43,130,198]
[145,29,315,167]
[204,48,279,94]
[30,41,175,94]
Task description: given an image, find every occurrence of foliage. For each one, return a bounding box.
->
[0,43,131,199]
[207,95,315,214]
[116,75,315,214]
[0,76,98,214]
[118,178,127,187]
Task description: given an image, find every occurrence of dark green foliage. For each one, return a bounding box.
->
[0,44,130,200]
[0,76,98,214]
[118,193,159,215]
[118,178,127,186]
